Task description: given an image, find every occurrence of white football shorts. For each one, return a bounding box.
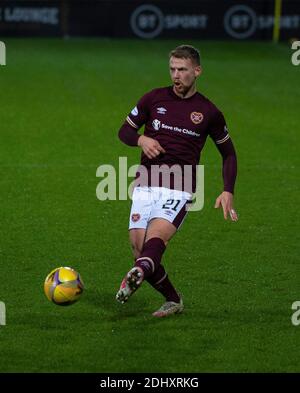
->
[129,186,192,230]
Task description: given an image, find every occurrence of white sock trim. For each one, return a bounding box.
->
[136,257,155,273]
[154,272,167,285]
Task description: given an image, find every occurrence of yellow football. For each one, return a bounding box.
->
[44,266,84,306]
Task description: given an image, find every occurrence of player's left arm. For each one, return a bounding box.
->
[214,139,238,221]
[209,110,238,221]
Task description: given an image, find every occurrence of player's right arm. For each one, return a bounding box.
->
[137,135,165,159]
[118,91,165,159]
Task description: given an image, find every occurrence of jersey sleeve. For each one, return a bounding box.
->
[208,109,231,145]
[125,90,153,130]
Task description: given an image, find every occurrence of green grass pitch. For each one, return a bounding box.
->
[0,38,299,372]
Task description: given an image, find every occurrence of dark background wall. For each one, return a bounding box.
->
[0,0,299,40]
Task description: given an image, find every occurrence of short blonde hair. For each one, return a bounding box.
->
[169,45,200,65]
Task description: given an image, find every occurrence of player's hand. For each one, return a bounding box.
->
[138,135,166,159]
[214,191,238,221]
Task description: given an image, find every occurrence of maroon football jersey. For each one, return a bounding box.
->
[125,86,231,193]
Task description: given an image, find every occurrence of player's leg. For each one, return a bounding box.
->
[135,189,191,316]
[116,228,146,304]
[132,187,187,279]
[129,228,146,260]
[116,187,151,304]
[115,229,146,303]
[144,217,176,243]
[138,188,190,282]
[116,187,190,312]
[116,219,176,304]
[133,219,174,278]
[139,218,184,316]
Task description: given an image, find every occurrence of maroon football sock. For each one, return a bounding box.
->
[135,237,166,279]
[134,237,180,303]
[147,265,180,303]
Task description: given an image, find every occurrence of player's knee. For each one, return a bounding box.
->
[146,234,169,246]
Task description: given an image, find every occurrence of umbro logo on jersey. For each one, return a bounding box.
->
[157,107,167,115]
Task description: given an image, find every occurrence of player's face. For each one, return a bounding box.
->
[169,57,202,97]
